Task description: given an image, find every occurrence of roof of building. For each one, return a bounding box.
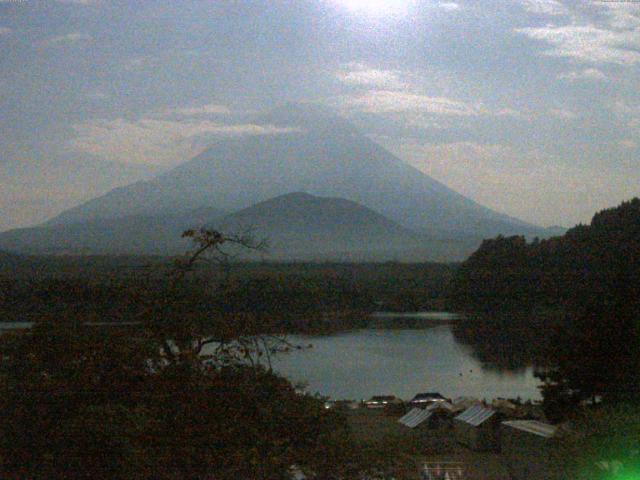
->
[411,392,447,401]
[502,420,557,438]
[368,395,396,401]
[426,401,455,412]
[398,408,434,428]
[454,405,496,427]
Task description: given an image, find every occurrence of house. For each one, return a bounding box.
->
[398,407,433,428]
[451,396,480,413]
[409,392,448,408]
[501,420,558,480]
[364,395,401,409]
[399,402,455,430]
[491,398,518,413]
[453,405,500,451]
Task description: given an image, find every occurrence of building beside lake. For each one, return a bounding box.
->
[453,405,500,451]
[398,402,455,430]
[501,420,558,480]
[408,392,448,408]
[364,395,402,409]
[398,407,433,429]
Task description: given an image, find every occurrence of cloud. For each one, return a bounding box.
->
[620,139,638,149]
[519,0,568,16]
[39,32,92,48]
[335,89,521,118]
[383,140,638,227]
[68,117,300,167]
[55,0,98,4]
[84,91,110,101]
[602,3,640,29]
[171,103,232,116]
[548,108,578,120]
[341,90,481,115]
[438,2,460,12]
[610,99,640,116]
[557,68,607,81]
[516,23,640,65]
[332,63,523,120]
[336,64,407,90]
[123,55,161,72]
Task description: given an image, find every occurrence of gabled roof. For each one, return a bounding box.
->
[427,401,455,412]
[398,408,433,428]
[502,420,557,438]
[454,405,496,426]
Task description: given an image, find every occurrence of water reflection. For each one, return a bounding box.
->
[0,317,543,401]
[271,326,541,401]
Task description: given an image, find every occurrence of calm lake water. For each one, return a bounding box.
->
[272,325,542,401]
[0,314,542,401]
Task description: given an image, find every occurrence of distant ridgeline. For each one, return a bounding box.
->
[449,198,640,405]
[0,105,554,262]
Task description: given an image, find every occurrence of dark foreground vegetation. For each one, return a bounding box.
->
[0,255,454,333]
[450,198,640,477]
[1,199,640,478]
[1,230,447,479]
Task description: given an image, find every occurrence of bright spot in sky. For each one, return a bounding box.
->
[335,0,415,17]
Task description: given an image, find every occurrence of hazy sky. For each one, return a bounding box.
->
[1,0,639,231]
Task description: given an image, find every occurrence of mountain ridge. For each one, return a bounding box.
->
[46,105,542,239]
[0,192,482,261]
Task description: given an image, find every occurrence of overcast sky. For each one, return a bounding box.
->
[1,0,639,231]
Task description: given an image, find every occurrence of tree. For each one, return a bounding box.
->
[537,292,640,421]
[0,229,359,479]
[449,199,640,418]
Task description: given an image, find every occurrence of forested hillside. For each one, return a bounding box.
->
[450,198,640,414]
[450,198,640,315]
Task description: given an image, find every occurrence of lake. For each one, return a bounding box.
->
[272,324,542,401]
[0,314,542,401]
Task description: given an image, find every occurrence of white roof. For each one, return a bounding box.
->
[454,405,496,426]
[398,408,433,428]
[502,420,557,438]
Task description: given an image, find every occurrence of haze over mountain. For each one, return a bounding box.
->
[47,105,541,240]
[0,208,224,256]
[0,193,482,261]
[212,192,479,261]
[1,155,161,233]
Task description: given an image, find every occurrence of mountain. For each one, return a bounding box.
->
[543,225,568,237]
[0,208,224,256]
[47,104,541,239]
[1,154,161,232]
[0,193,479,261]
[212,192,480,261]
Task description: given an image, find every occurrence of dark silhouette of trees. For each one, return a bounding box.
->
[549,403,640,479]
[449,198,640,416]
[0,229,363,479]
